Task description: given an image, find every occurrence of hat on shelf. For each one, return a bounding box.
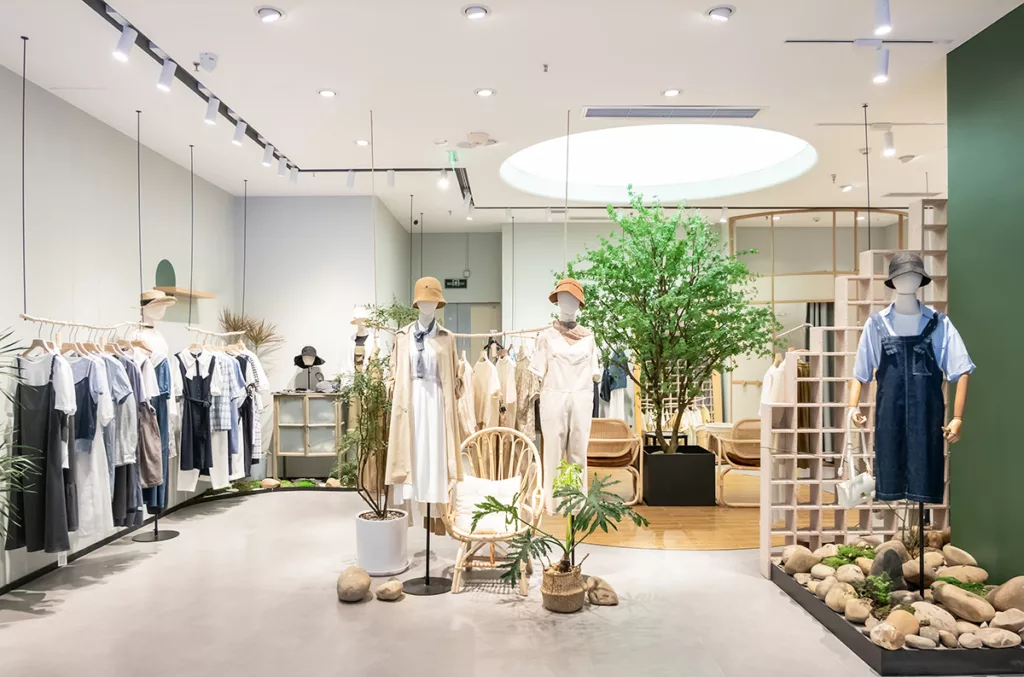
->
[413,276,446,309]
[885,251,932,289]
[140,289,177,308]
[548,278,586,307]
[351,305,371,325]
[293,346,325,368]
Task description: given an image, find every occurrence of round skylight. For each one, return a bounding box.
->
[499,124,818,203]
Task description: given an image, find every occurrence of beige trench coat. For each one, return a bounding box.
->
[385,322,464,489]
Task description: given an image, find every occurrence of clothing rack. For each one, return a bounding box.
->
[184,326,245,337]
[19,313,153,332]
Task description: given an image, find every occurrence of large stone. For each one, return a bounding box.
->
[942,544,977,567]
[890,591,922,606]
[811,563,837,580]
[846,598,872,624]
[958,633,983,649]
[886,609,920,637]
[783,546,820,575]
[936,565,989,585]
[924,551,945,570]
[866,615,880,631]
[975,627,1023,648]
[956,620,980,636]
[337,566,371,603]
[870,549,907,590]
[815,576,838,601]
[905,634,937,649]
[325,477,342,488]
[924,589,934,603]
[903,560,938,590]
[826,582,858,613]
[912,601,958,635]
[933,582,996,623]
[260,478,281,489]
[807,580,819,595]
[939,630,959,648]
[794,573,813,586]
[814,543,840,559]
[859,534,884,547]
[782,545,799,563]
[925,530,945,550]
[919,626,941,643]
[871,623,906,650]
[375,579,404,602]
[856,557,874,576]
[876,539,911,563]
[991,608,1024,633]
[987,576,1024,612]
[586,576,619,606]
[836,564,865,585]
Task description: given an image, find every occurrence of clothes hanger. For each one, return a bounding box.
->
[21,322,50,358]
[116,324,134,352]
[81,326,101,355]
[773,352,784,367]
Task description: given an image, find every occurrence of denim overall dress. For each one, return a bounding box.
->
[872,311,946,503]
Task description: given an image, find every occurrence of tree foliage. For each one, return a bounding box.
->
[565,188,779,453]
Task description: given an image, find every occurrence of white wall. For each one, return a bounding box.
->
[412,232,502,304]
[0,65,238,585]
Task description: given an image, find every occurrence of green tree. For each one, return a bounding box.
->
[566,188,778,454]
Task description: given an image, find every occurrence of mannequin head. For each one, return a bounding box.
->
[417,301,438,325]
[556,291,580,322]
[892,272,923,295]
[301,354,316,367]
[142,304,168,322]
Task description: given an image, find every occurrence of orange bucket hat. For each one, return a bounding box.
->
[548,278,586,307]
[413,276,447,309]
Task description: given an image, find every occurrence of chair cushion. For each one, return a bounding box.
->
[454,475,521,535]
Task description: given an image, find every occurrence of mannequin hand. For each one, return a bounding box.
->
[847,407,867,428]
[942,417,962,444]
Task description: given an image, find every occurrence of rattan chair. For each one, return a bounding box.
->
[710,417,761,507]
[442,427,542,595]
[586,418,642,506]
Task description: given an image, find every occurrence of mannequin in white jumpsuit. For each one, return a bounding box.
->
[531,279,601,514]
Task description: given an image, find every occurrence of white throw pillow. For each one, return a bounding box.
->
[454,475,521,534]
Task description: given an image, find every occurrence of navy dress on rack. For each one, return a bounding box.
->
[143,358,172,512]
[179,356,213,476]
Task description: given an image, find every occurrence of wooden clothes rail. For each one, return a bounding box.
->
[185,325,244,338]
[20,313,152,331]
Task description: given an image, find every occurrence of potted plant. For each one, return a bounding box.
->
[472,461,649,613]
[566,188,778,505]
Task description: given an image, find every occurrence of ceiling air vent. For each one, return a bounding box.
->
[583,106,762,120]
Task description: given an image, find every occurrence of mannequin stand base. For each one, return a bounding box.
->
[403,576,452,596]
[132,529,179,543]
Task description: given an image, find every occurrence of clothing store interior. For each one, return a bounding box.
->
[1,1,1023,675]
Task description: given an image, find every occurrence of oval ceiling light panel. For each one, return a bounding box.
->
[499,124,817,203]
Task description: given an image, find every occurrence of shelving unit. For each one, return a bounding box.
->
[759,199,951,576]
[271,392,344,479]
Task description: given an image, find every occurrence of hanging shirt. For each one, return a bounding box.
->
[131,348,161,401]
[496,356,518,427]
[67,355,113,453]
[456,357,477,439]
[116,355,142,465]
[514,355,541,438]
[14,354,77,415]
[471,357,501,429]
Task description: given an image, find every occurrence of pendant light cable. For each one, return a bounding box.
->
[242,179,248,314]
[862,104,872,251]
[420,212,425,274]
[20,36,28,315]
[511,214,515,329]
[187,144,195,327]
[563,109,570,273]
[369,110,377,304]
[408,194,414,295]
[136,110,144,321]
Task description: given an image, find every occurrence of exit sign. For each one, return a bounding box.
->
[445,278,468,289]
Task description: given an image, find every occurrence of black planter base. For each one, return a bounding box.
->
[771,564,1024,675]
[642,445,716,506]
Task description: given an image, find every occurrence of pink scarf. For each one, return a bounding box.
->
[553,320,591,345]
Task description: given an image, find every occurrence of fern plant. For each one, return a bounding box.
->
[855,572,893,607]
[471,462,649,586]
[937,576,986,596]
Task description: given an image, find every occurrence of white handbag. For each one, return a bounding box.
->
[837,418,875,509]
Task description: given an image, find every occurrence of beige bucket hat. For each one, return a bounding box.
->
[413,276,447,309]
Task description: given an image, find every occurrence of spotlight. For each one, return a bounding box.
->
[464,5,489,20]
[841,184,854,193]
[113,25,138,62]
[256,6,284,23]
[883,130,896,157]
[719,207,728,224]
[318,89,337,98]
[545,207,553,222]
[278,157,287,177]
[475,88,496,98]
[386,170,395,188]
[346,169,356,188]
[261,144,274,167]
[662,89,681,97]
[504,207,512,221]
[232,120,247,146]
[437,170,450,190]
[466,203,475,220]
[874,48,890,84]
[874,0,892,36]
[355,139,370,147]
[706,6,734,22]
[156,58,176,92]
[463,193,472,212]
[204,97,220,125]
[290,166,298,184]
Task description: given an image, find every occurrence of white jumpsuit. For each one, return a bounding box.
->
[399,321,449,506]
[531,327,601,514]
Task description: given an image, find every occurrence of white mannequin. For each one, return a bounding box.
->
[417,301,438,328]
[301,354,316,368]
[557,291,580,323]
[140,303,170,359]
[848,271,968,443]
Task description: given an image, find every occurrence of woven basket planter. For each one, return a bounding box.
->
[541,565,586,613]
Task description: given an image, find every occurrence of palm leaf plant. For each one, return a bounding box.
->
[471,461,649,586]
[0,327,37,540]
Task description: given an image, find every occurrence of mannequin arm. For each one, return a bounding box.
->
[847,379,867,427]
[943,373,969,444]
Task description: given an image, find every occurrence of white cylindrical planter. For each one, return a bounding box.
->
[356,510,409,576]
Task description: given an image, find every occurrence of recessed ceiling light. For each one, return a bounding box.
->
[706,5,735,22]
[256,6,285,23]
[318,89,337,98]
[355,139,370,147]
[662,89,681,97]
[475,88,496,98]
[463,5,490,20]
[841,184,853,192]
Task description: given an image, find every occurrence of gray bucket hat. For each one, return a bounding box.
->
[885,251,931,289]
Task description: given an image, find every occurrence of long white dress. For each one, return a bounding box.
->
[399,321,449,505]
[73,356,115,541]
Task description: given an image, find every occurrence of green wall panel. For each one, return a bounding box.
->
[947,4,1024,583]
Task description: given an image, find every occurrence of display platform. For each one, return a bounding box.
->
[771,565,1024,676]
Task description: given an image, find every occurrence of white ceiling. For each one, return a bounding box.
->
[1,0,1019,232]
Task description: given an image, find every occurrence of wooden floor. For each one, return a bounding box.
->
[541,473,762,551]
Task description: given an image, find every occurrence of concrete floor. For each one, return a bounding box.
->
[0,492,880,677]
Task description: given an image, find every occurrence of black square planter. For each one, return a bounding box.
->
[642,445,716,506]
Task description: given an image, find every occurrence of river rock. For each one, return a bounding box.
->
[987,576,1024,612]
[837,564,865,585]
[991,608,1024,633]
[919,626,941,643]
[846,598,872,624]
[924,551,945,570]
[826,582,857,613]
[905,634,937,649]
[925,530,945,550]
[876,539,911,563]
[903,560,937,590]
[866,614,880,630]
[807,580,819,595]
[782,545,799,563]
[794,573,813,586]
[939,630,958,648]
[924,589,934,603]
[587,576,619,606]
[871,622,906,650]
[784,546,820,575]
[956,620,980,636]
[933,582,996,623]
[260,478,281,489]
[891,591,922,605]
[325,477,342,488]
[814,543,840,559]
[375,579,404,602]
[858,535,883,547]
[811,563,837,580]
[856,557,874,575]
[870,549,907,590]
[975,627,1022,648]
[337,566,371,603]
[912,601,958,635]
[886,609,920,637]
[942,544,977,567]
[815,576,837,600]
[959,633,983,649]
[937,565,989,585]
